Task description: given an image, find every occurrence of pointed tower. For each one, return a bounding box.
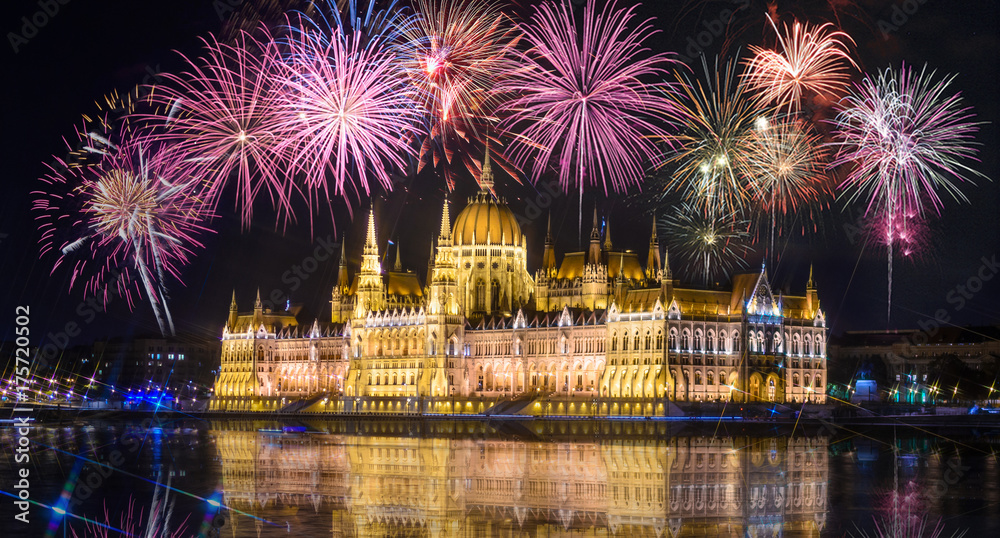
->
[806,264,819,317]
[646,216,661,281]
[542,212,557,274]
[393,242,403,272]
[587,207,602,265]
[252,288,263,328]
[429,199,458,316]
[228,291,239,332]
[331,242,353,323]
[355,207,386,316]
[479,140,494,193]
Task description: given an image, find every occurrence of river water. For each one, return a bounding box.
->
[2,417,997,537]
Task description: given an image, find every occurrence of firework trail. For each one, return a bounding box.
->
[829,64,984,320]
[35,133,211,337]
[402,0,521,188]
[743,15,856,113]
[501,0,681,239]
[145,32,290,227]
[273,15,423,225]
[662,57,762,218]
[743,115,831,257]
[661,203,753,286]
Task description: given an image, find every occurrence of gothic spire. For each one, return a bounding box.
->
[807,263,815,289]
[439,199,452,242]
[393,242,403,272]
[480,141,494,192]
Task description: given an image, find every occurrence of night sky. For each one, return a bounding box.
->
[1,0,998,351]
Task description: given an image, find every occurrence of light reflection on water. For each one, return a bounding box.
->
[2,419,998,537]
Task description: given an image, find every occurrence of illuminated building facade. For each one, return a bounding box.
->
[212,151,828,411]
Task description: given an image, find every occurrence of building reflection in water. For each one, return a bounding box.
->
[212,421,828,537]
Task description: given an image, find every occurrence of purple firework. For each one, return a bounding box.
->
[273,17,424,220]
[829,63,984,320]
[499,0,682,195]
[145,32,290,226]
[34,131,211,337]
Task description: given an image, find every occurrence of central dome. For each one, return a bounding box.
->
[452,191,523,247]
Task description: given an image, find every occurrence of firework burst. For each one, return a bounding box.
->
[661,203,753,285]
[273,18,423,219]
[743,16,856,112]
[662,57,761,217]
[743,115,831,252]
[35,134,210,337]
[500,0,681,195]
[829,64,984,319]
[402,0,521,188]
[145,32,289,226]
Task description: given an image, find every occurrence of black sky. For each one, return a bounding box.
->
[1,0,998,351]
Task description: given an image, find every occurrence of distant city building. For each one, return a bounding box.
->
[213,150,828,412]
[90,337,218,400]
[829,326,1000,403]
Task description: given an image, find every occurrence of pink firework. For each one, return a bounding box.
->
[500,0,682,195]
[401,0,521,188]
[145,32,290,226]
[864,209,929,261]
[743,16,856,112]
[273,19,423,215]
[34,132,211,337]
[829,64,984,319]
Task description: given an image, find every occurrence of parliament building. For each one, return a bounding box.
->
[212,151,828,414]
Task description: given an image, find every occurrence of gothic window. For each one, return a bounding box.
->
[707,372,715,385]
[793,373,800,387]
[732,332,740,352]
[611,333,618,352]
[748,333,757,353]
[656,331,664,350]
[695,371,702,385]
[634,332,640,351]
[792,334,801,355]
[815,375,822,388]
[707,331,716,352]
[816,335,825,356]
[768,379,776,401]
[375,375,381,385]
[669,329,677,350]
[623,334,629,351]
[804,374,811,387]
[773,333,782,353]
[408,374,414,385]
[475,280,486,310]
[681,329,691,351]
[694,330,704,352]
[757,331,765,353]
[392,374,397,385]
[645,331,652,350]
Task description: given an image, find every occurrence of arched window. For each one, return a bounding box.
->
[732,332,740,352]
[392,374,397,385]
[611,333,618,352]
[804,335,813,355]
[375,375,381,385]
[804,374,811,387]
[707,372,715,385]
[634,332,641,351]
[768,379,776,401]
[669,330,678,350]
[757,331,765,353]
[408,373,414,385]
[815,375,823,388]
[792,334,801,355]
[816,335,825,356]
[623,334,629,351]
[645,331,652,350]
[707,331,716,353]
[694,330,704,352]
[793,373,800,387]
[656,331,664,350]
[748,333,757,353]
[681,330,691,351]
[695,371,702,385]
